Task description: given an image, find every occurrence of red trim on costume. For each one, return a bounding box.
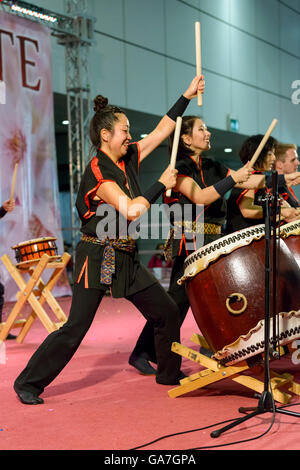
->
[77,256,89,288]
[289,186,299,202]
[98,147,132,188]
[177,173,193,180]
[82,157,117,219]
[163,194,179,204]
[178,233,189,257]
[236,189,249,205]
[91,156,103,180]
[83,179,115,219]
[132,141,141,172]
[199,158,208,187]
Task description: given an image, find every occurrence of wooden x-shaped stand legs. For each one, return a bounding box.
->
[0,252,71,343]
[168,334,300,405]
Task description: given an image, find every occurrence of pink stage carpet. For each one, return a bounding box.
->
[1,295,300,452]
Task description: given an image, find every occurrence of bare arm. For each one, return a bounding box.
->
[174,177,221,205]
[137,76,204,163]
[174,164,252,205]
[238,191,300,222]
[233,173,265,190]
[95,166,177,221]
[238,190,263,219]
[96,182,150,222]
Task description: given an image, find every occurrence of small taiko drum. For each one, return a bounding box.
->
[179,224,300,365]
[12,237,59,266]
[280,219,300,268]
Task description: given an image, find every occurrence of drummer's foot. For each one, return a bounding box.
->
[199,347,213,358]
[156,371,187,386]
[7,333,17,340]
[14,384,44,405]
[129,353,157,375]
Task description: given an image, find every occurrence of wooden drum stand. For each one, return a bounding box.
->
[0,237,71,343]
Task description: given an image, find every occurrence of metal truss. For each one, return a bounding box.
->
[1,0,95,259]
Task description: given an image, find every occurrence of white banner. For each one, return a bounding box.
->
[0,11,71,300]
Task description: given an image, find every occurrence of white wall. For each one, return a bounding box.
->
[29,0,300,146]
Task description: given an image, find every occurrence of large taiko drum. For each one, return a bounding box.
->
[179,224,300,365]
[280,219,300,268]
[12,237,59,266]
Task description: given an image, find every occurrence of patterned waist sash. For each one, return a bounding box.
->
[81,234,136,285]
[164,221,222,260]
[174,221,222,235]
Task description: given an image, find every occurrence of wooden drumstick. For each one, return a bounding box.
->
[166,116,182,197]
[10,163,18,202]
[195,21,202,107]
[249,119,278,168]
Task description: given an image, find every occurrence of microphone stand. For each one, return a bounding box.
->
[211,171,300,439]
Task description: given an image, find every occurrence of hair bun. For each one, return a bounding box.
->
[93,95,108,113]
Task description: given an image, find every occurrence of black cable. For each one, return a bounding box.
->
[129,406,277,451]
[186,409,276,450]
[129,417,242,450]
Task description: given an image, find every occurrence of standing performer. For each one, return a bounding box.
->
[14,76,205,405]
[129,115,256,368]
[275,143,300,208]
[0,199,16,340]
[226,135,300,234]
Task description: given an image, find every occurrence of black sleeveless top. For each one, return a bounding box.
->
[164,155,229,257]
[74,143,157,296]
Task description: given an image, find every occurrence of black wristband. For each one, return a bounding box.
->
[213,175,236,197]
[143,181,166,204]
[0,206,7,218]
[166,95,190,122]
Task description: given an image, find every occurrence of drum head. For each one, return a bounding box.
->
[11,237,57,249]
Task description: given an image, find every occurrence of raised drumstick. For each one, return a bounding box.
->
[10,163,18,202]
[249,119,278,168]
[195,21,202,107]
[166,116,182,197]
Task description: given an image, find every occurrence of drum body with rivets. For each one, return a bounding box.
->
[180,224,300,365]
[280,220,300,268]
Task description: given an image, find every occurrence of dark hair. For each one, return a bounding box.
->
[89,95,125,148]
[239,134,277,170]
[168,115,200,161]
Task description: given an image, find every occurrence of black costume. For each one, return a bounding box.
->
[226,173,299,234]
[14,143,182,396]
[130,155,229,361]
[225,186,265,233]
[0,206,7,325]
[280,185,300,208]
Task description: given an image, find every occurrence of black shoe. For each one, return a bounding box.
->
[200,346,213,358]
[156,371,187,386]
[14,384,44,405]
[128,354,157,376]
[7,333,17,340]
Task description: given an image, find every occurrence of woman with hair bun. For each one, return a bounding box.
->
[14,75,207,405]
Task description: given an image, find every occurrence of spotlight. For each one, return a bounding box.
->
[10,3,57,23]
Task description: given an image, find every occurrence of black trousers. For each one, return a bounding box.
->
[131,253,189,363]
[0,282,4,323]
[131,234,222,362]
[14,278,182,395]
